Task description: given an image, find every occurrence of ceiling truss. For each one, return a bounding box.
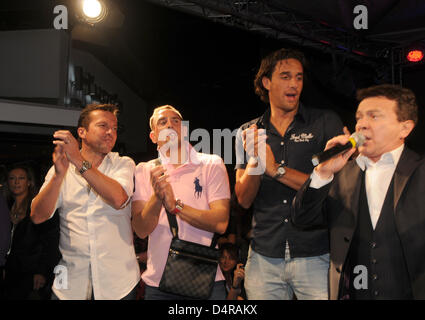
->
[146,0,393,68]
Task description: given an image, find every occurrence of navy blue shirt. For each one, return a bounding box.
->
[235,104,344,258]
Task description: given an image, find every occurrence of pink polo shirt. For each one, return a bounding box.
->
[133,146,230,287]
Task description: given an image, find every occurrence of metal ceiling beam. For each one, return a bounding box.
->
[145,0,390,68]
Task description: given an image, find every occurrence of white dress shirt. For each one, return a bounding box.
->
[39,152,140,300]
[310,144,404,229]
[355,144,404,229]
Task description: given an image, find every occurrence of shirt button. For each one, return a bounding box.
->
[371,242,377,249]
[372,259,377,264]
[280,141,284,146]
[283,199,288,204]
[372,274,378,281]
[284,219,289,223]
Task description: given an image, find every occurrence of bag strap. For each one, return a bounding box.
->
[164,208,219,248]
[156,158,219,248]
[164,208,179,239]
[153,157,180,239]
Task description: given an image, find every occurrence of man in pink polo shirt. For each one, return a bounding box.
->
[132,105,230,300]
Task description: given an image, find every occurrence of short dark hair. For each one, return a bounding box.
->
[356,84,418,125]
[254,48,307,103]
[78,103,119,129]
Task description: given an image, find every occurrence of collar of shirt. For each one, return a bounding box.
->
[257,103,307,133]
[356,144,405,171]
[158,142,201,169]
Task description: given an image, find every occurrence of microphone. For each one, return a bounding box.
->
[311,132,365,167]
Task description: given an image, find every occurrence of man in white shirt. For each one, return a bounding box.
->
[292,84,425,299]
[31,104,140,300]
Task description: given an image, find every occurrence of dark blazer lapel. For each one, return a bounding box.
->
[393,147,421,211]
[339,161,363,221]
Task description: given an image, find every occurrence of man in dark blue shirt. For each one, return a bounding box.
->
[235,48,344,299]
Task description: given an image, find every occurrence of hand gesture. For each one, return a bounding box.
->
[53,145,69,176]
[53,130,81,165]
[242,124,267,159]
[162,181,176,212]
[150,165,176,211]
[243,124,269,175]
[232,263,245,289]
[150,165,168,201]
[262,143,279,177]
[315,127,356,179]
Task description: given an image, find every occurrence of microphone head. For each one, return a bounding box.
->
[350,132,365,147]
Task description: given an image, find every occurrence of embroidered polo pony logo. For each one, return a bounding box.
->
[194,177,203,198]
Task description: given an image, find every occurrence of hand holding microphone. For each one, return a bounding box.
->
[313,129,364,180]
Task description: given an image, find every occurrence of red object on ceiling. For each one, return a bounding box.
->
[407,50,424,62]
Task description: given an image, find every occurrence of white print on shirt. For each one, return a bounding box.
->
[53,265,68,290]
[290,133,314,142]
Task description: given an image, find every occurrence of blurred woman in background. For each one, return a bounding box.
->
[219,243,246,300]
[3,164,60,300]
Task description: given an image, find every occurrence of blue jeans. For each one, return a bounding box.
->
[244,246,329,300]
[144,281,226,300]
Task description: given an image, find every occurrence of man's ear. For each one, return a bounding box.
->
[77,127,86,140]
[149,131,157,144]
[400,120,415,139]
[262,76,271,91]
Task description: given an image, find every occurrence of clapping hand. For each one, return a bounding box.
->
[242,124,267,160]
[150,164,175,211]
[52,145,69,176]
[53,130,81,165]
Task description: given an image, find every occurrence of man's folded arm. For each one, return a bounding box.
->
[291,170,333,229]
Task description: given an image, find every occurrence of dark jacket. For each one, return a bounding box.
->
[5,202,60,299]
[0,189,10,267]
[292,147,425,299]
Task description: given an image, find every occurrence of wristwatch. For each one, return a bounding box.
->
[79,160,92,175]
[273,163,286,179]
[170,198,184,215]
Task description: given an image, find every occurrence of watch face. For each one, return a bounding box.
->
[278,166,285,174]
[83,161,92,169]
[175,199,184,210]
[79,160,92,174]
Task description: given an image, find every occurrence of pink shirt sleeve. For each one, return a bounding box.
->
[205,155,231,203]
[133,162,152,202]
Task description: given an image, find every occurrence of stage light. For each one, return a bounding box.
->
[80,0,108,24]
[83,0,102,18]
[406,49,424,63]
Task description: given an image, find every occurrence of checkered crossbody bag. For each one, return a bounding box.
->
[158,209,220,299]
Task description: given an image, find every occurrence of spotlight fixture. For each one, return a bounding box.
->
[80,0,108,25]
